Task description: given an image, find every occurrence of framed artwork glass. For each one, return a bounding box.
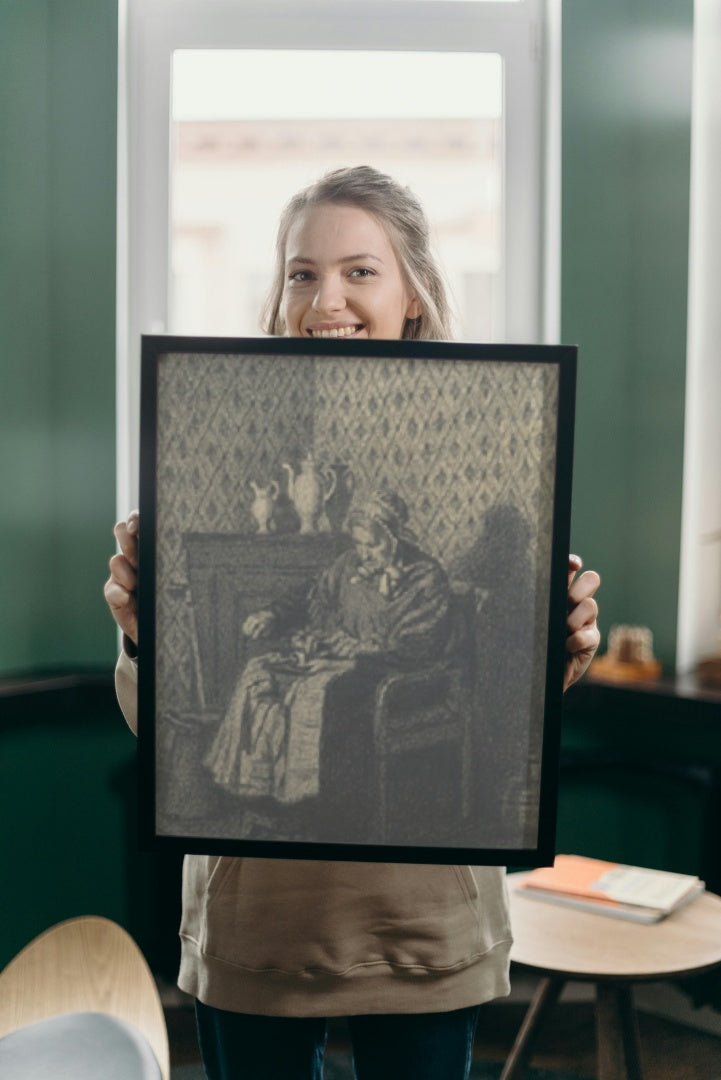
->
[137,336,576,865]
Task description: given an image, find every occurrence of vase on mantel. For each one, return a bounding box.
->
[248,479,279,534]
[282,454,337,534]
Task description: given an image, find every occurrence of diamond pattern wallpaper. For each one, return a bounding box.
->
[152,347,561,848]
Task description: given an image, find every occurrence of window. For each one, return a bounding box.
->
[170,49,503,340]
[118,0,557,510]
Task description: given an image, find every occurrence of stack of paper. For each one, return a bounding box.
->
[517,854,705,923]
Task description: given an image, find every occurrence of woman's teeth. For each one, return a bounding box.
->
[310,325,361,338]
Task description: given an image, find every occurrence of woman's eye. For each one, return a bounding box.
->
[349,267,375,279]
[288,270,313,283]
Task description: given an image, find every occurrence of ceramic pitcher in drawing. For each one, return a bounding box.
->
[282,454,336,534]
[248,479,279,534]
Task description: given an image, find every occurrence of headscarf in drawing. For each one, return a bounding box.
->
[347,487,417,546]
[347,487,417,595]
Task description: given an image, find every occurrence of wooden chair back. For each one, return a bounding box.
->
[0,916,169,1080]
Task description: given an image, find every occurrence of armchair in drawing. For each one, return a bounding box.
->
[312,581,484,846]
[369,582,483,842]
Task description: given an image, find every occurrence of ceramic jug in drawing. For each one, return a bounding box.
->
[282,454,337,534]
[249,479,279,534]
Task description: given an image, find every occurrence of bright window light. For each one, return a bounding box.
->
[172,50,502,121]
[170,50,503,341]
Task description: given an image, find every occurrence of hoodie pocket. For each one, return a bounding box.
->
[453,864,480,908]
[179,854,236,949]
[181,856,509,975]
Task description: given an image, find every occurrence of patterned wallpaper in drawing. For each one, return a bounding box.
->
[156,351,557,564]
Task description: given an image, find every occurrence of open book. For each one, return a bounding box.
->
[516,854,705,923]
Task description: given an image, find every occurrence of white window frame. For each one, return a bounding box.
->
[117,0,559,512]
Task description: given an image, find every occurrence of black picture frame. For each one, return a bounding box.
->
[138,335,576,866]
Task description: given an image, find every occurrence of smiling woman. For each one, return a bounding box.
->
[263,166,451,341]
[106,160,599,1080]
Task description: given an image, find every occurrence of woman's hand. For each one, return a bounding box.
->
[564,554,601,691]
[289,630,321,660]
[104,510,140,646]
[321,629,364,659]
[242,610,277,639]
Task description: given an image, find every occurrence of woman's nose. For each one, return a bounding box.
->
[312,274,345,314]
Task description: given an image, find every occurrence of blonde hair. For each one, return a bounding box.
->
[262,165,454,341]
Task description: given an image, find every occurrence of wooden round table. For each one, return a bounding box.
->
[503,872,721,1080]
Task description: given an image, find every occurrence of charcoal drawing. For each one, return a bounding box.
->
[139,336,576,864]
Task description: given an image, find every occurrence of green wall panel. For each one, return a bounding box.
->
[0,2,54,668]
[562,0,693,669]
[0,0,118,675]
[47,1,119,667]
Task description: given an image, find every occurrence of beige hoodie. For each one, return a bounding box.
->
[116,650,512,1016]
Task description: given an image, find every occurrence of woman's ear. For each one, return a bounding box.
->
[406,296,422,320]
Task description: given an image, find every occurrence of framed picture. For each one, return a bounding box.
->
[138,335,576,865]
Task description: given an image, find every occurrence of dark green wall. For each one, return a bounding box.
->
[0,0,132,970]
[557,681,721,889]
[563,0,693,669]
[0,0,118,675]
[0,684,182,974]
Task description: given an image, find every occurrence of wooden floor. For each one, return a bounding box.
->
[474,1000,721,1079]
[166,996,721,1078]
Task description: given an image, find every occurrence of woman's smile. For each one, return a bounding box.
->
[306,323,365,339]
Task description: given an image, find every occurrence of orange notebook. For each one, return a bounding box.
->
[517,855,704,923]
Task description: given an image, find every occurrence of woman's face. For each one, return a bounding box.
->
[351,523,394,572]
[281,203,421,340]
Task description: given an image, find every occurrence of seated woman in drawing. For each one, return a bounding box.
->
[204,485,454,804]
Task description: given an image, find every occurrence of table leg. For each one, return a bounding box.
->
[596,982,643,1080]
[500,976,565,1080]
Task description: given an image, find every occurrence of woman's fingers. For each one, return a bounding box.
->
[566,590,599,635]
[103,575,139,643]
[108,551,137,591]
[568,568,601,609]
[567,553,583,587]
[105,511,140,645]
[113,512,139,568]
[563,561,601,690]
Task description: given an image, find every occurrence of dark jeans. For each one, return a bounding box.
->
[195,1000,481,1080]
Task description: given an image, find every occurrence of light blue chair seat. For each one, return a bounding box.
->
[0,1011,162,1079]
